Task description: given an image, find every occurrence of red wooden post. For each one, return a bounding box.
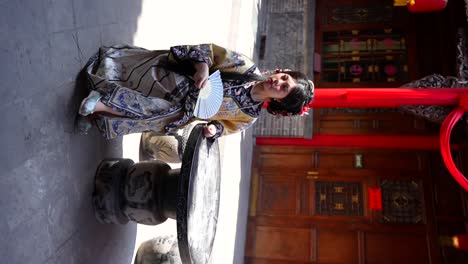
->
[256,135,442,150]
[310,88,467,108]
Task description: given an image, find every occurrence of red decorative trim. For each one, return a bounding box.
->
[260,88,468,108]
[310,88,468,108]
[256,135,443,150]
[440,92,468,192]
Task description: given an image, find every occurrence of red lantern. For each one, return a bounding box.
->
[407,0,448,13]
[453,234,468,251]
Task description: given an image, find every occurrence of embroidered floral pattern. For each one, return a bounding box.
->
[222,81,262,117]
[221,66,263,117]
[170,45,211,66]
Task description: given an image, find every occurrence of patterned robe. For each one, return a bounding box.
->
[85,44,263,139]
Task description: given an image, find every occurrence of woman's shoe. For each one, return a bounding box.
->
[79,90,102,116]
[75,116,93,134]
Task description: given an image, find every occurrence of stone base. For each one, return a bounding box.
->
[92,158,134,224]
[120,160,176,225]
[92,158,181,226]
[134,235,181,264]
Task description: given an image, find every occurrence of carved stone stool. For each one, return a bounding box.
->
[134,235,181,264]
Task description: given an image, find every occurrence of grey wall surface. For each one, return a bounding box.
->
[253,0,315,138]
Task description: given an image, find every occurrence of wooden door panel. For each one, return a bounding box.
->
[365,232,430,264]
[317,229,359,264]
[251,226,315,262]
[259,153,314,169]
[316,112,425,135]
[317,114,410,135]
[244,257,311,264]
[312,180,366,217]
[258,172,371,218]
[315,152,354,169]
[258,176,302,215]
[318,152,424,172]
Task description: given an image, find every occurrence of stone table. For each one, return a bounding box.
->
[92,124,221,264]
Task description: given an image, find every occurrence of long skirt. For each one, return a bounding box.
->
[85,46,192,139]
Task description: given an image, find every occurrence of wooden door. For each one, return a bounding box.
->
[245,146,436,264]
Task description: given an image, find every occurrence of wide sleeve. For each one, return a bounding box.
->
[208,115,258,139]
[168,43,256,75]
[168,44,213,67]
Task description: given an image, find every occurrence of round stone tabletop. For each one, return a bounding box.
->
[176,124,221,264]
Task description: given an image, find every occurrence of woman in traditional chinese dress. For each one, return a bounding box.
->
[76,44,314,139]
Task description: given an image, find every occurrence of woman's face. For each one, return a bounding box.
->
[262,72,297,99]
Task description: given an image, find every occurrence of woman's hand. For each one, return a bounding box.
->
[203,124,217,138]
[193,62,209,89]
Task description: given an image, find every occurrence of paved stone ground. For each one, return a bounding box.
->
[0,0,260,263]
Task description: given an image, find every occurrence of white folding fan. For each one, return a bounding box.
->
[194,70,223,119]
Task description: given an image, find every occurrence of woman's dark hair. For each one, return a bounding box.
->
[221,70,314,116]
[266,71,314,116]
